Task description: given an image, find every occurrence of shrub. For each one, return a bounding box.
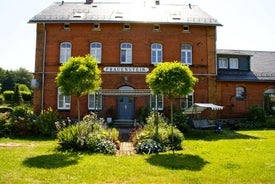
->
[135,139,164,154]
[131,111,184,152]
[3,91,14,101]
[266,118,275,128]
[35,108,60,137]
[57,113,119,155]
[10,106,37,136]
[20,91,32,101]
[173,111,190,132]
[0,112,12,137]
[248,105,266,123]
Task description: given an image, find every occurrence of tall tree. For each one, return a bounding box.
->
[56,55,102,121]
[146,61,198,152]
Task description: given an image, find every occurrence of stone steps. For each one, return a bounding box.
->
[117,142,136,156]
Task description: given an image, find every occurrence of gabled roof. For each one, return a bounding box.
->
[217,49,275,82]
[29,0,221,26]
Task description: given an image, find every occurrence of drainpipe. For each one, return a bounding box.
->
[41,23,47,111]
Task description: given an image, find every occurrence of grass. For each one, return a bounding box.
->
[0,129,275,184]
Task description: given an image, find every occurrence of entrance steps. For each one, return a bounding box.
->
[113,120,134,128]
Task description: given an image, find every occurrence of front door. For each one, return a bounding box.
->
[118,96,134,120]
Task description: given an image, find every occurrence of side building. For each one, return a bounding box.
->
[29,0,222,122]
[217,50,275,118]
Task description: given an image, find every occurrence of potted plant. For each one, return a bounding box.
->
[106,106,114,123]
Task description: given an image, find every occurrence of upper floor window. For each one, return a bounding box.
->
[120,43,132,64]
[229,58,239,69]
[88,91,102,110]
[181,44,192,65]
[58,88,71,110]
[218,58,228,69]
[60,42,71,63]
[236,86,246,99]
[151,43,162,64]
[90,42,102,64]
[180,93,193,110]
[151,94,164,110]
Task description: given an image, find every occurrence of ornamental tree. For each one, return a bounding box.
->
[56,55,102,121]
[146,61,198,152]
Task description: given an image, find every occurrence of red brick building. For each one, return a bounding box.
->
[29,0,275,121]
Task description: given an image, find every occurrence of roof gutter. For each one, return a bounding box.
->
[41,23,47,111]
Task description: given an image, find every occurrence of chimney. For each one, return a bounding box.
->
[86,0,93,4]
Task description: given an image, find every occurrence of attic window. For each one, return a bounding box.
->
[172,17,181,20]
[93,23,100,30]
[63,23,70,30]
[123,24,130,30]
[183,25,189,32]
[73,13,83,18]
[153,24,160,31]
[115,15,123,19]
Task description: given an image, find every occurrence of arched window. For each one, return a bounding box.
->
[60,42,71,63]
[236,86,246,99]
[90,42,102,63]
[181,44,192,65]
[151,43,162,64]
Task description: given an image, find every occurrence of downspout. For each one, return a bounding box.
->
[41,23,47,111]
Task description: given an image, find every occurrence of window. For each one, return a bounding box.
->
[236,86,246,99]
[151,94,164,110]
[153,24,160,31]
[90,42,102,63]
[180,93,193,110]
[183,25,189,32]
[181,44,192,65]
[151,43,162,64]
[63,23,70,30]
[120,43,132,64]
[123,24,131,30]
[88,91,102,110]
[60,42,71,63]
[58,88,71,110]
[93,23,100,30]
[229,58,239,69]
[218,57,228,69]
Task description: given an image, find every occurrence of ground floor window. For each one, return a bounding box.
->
[88,91,102,110]
[151,94,163,110]
[58,88,71,110]
[264,89,275,115]
[180,93,193,110]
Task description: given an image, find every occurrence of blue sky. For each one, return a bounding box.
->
[0,0,274,72]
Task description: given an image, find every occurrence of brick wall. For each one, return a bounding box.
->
[33,22,217,119]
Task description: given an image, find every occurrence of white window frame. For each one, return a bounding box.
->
[218,57,228,69]
[90,42,102,64]
[150,94,164,110]
[120,43,132,64]
[88,91,102,110]
[181,44,192,65]
[236,86,246,99]
[229,58,239,69]
[58,88,71,110]
[151,43,162,64]
[180,93,194,110]
[60,42,71,63]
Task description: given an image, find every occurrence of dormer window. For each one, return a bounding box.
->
[229,58,239,69]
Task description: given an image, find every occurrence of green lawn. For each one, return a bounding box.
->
[0,130,274,184]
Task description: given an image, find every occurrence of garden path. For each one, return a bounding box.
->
[116,142,136,156]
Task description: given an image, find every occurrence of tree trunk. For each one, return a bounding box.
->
[170,98,174,154]
[77,96,80,122]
